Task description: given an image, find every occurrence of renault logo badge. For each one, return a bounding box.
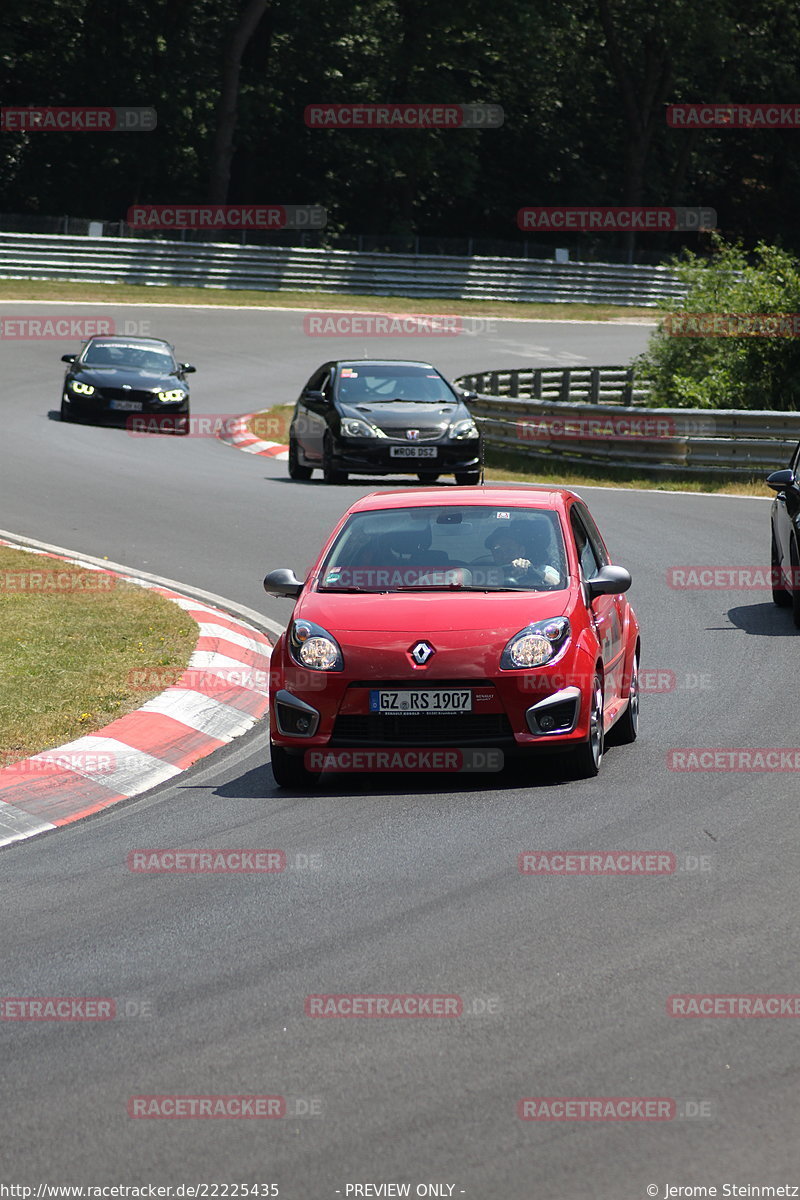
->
[410,640,435,665]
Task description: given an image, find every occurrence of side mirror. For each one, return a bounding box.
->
[461,389,478,401]
[586,564,631,600]
[304,389,327,403]
[61,354,76,363]
[264,568,304,599]
[180,363,196,373]
[766,468,796,492]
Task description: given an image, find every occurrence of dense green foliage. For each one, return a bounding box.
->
[3,0,800,254]
[637,238,800,410]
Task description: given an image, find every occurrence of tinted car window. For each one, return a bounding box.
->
[318,505,567,591]
[81,342,174,370]
[570,508,600,577]
[335,364,456,405]
[574,503,609,567]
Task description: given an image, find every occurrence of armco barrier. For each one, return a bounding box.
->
[0,232,685,306]
[454,369,800,477]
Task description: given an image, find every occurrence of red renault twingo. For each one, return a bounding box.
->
[263,486,640,787]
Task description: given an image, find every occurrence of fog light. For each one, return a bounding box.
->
[539,714,556,731]
[295,716,311,733]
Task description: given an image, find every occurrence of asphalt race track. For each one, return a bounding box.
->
[2,302,798,1199]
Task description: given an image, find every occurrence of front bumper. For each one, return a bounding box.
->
[62,392,189,421]
[330,436,481,475]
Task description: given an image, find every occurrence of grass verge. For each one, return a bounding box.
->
[245,406,771,497]
[0,546,196,768]
[0,278,657,322]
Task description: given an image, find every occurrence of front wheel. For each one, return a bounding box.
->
[455,469,480,485]
[289,437,313,480]
[270,744,319,789]
[772,531,791,607]
[564,674,604,779]
[417,472,440,483]
[791,539,800,628]
[607,653,639,745]
[60,400,75,423]
[322,436,347,485]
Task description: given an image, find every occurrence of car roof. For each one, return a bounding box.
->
[334,359,438,370]
[346,486,581,514]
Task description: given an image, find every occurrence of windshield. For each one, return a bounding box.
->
[81,342,176,371]
[318,505,568,592]
[335,365,457,405]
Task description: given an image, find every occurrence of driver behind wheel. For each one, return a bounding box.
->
[485,521,561,585]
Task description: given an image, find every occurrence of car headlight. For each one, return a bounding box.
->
[340,417,386,438]
[289,619,344,671]
[501,617,571,669]
[70,380,95,395]
[449,418,479,439]
[157,389,185,402]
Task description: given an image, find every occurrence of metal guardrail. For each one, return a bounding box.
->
[458,366,650,406]
[0,232,685,306]
[454,368,800,477]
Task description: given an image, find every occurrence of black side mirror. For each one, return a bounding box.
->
[264,568,304,599]
[767,468,796,492]
[462,389,478,401]
[586,564,632,600]
[61,354,76,363]
[180,363,196,373]
[304,389,327,403]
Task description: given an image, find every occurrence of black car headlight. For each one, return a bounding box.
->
[449,418,479,440]
[288,619,344,671]
[340,418,386,438]
[69,380,95,395]
[157,389,186,403]
[501,617,571,669]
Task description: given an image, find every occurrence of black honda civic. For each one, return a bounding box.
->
[60,336,194,427]
[287,359,482,484]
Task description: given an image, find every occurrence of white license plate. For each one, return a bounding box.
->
[370,689,472,714]
[389,446,438,459]
[109,399,143,412]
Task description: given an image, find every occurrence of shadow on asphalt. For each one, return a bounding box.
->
[726,601,800,636]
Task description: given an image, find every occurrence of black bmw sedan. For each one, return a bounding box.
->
[287,360,482,484]
[768,442,800,626]
[60,336,194,426]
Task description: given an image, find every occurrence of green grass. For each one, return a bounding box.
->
[0,278,657,322]
[245,406,770,496]
[0,546,196,767]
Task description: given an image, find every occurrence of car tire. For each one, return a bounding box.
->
[289,437,313,480]
[60,400,75,423]
[417,472,440,483]
[322,436,347,485]
[791,539,800,629]
[564,673,604,778]
[607,652,639,745]
[270,743,319,789]
[454,470,481,485]
[772,531,792,607]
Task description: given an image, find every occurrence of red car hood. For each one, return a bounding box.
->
[295,588,571,633]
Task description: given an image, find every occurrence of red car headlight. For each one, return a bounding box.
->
[501,617,571,669]
[289,619,344,671]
